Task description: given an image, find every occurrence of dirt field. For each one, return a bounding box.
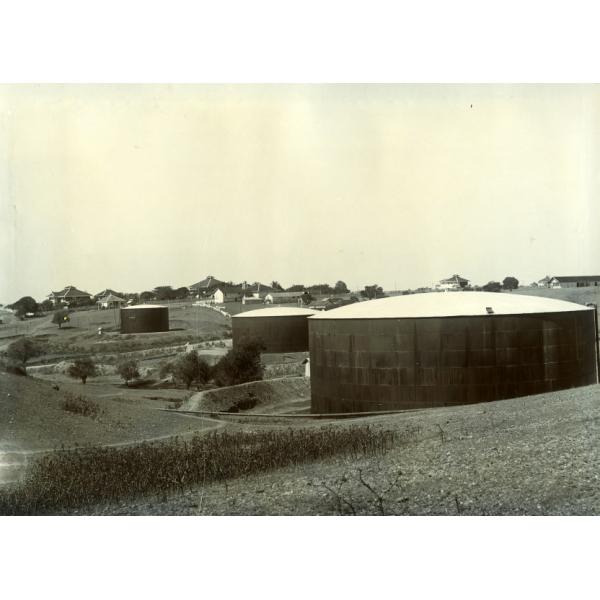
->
[83,382,600,515]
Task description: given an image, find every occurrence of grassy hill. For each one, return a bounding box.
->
[32,380,600,516]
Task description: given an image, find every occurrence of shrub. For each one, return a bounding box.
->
[52,309,70,328]
[3,362,27,376]
[67,357,98,384]
[6,338,42,371]
[213,338,265,387]
[117,359,140,386]
[61,393,101,418]
[166,351,212,389]
[8,296,39,318]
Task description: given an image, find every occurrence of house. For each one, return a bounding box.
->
[435,275,470,291]
[212,285,243,304]
[48,286,92,307]
[547,276,600,289]
[537,275,552,288]
[188,275,226,297]
[264,291,309,305]
[96,293,126,310]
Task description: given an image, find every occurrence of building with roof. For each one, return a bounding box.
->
[547,276,600,289]
[48,286,92,307]
[435,274,470,291]
[309,292,598,414]
[232,306,317,352]
[212,285,244,304]
[189,275,225,296]
[264,291,310,305]
[96,293,126,310]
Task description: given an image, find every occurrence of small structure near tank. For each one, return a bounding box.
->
[232,306,317,353]
[120,305,169,334]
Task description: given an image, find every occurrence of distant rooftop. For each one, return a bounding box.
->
[551,275,600,282]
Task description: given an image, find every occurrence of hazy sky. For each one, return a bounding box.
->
[1,84,599,304]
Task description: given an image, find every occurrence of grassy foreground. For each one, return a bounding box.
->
[0,425,396,515]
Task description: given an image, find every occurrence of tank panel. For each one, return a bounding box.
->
[310,312,598,413]
[232,315,311,353]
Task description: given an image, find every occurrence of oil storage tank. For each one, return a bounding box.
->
[309,292,598,413]
[120,305,169,334]
[232,306,318,353]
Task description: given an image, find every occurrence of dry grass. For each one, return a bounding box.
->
[0,425,396,515]
[61,393,102,419]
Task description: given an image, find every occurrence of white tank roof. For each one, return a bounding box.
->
[121,304,168,310]
[233,307,318,318]
[309,292,593,319]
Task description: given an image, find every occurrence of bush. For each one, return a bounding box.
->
[61,393,101,418]
[3,362,27,376]
[7,296,39,318]
[67,357,98,384]
[6,338,43,371]
[52,309,70,328]
[213,338,265,387]
[117,359,140,386]
[162,351,211,389]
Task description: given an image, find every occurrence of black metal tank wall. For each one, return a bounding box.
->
[309,311,598,413]
[233,315,311,353]
[120,307,169,334]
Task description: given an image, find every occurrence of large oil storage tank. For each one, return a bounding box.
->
[120,305,169,334]
[232,306,318,353]
[309,292,598,413]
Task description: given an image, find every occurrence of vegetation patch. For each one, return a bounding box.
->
[61,393,102,419]
[0,425,396,515]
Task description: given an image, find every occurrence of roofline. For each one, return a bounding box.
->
[308,307,593,321]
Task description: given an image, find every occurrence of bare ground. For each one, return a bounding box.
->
[86,383,600,515]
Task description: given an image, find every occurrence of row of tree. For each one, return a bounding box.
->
[3,336,265,390]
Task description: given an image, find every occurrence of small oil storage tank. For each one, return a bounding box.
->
[232,306,318,353]
[309,292,598,414]
[120,305,169,334]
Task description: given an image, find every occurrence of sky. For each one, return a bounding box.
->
[1,84,599,304]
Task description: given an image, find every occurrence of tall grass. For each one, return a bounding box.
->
[0,425,396,515]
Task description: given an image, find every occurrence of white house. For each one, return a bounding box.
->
[434,275,470,291]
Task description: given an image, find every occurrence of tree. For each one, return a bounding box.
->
[361,285,385,300]
[213,339,265,387]
[6,338,42,370]
[301,291,314,305]
[334,281,349,294]
[140,291,157,302]
[117,359,140,386]
[286,284,305,292]
[175,351,211,389]
[8,296,38,318]
[271,281,284,291]
[174,287,190,299]
[68,357,98,384]
[153,286,178,301]
[483,281,502,293]
[40,299,54,312]
[52,309,70,328]
[502,276,519,291]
